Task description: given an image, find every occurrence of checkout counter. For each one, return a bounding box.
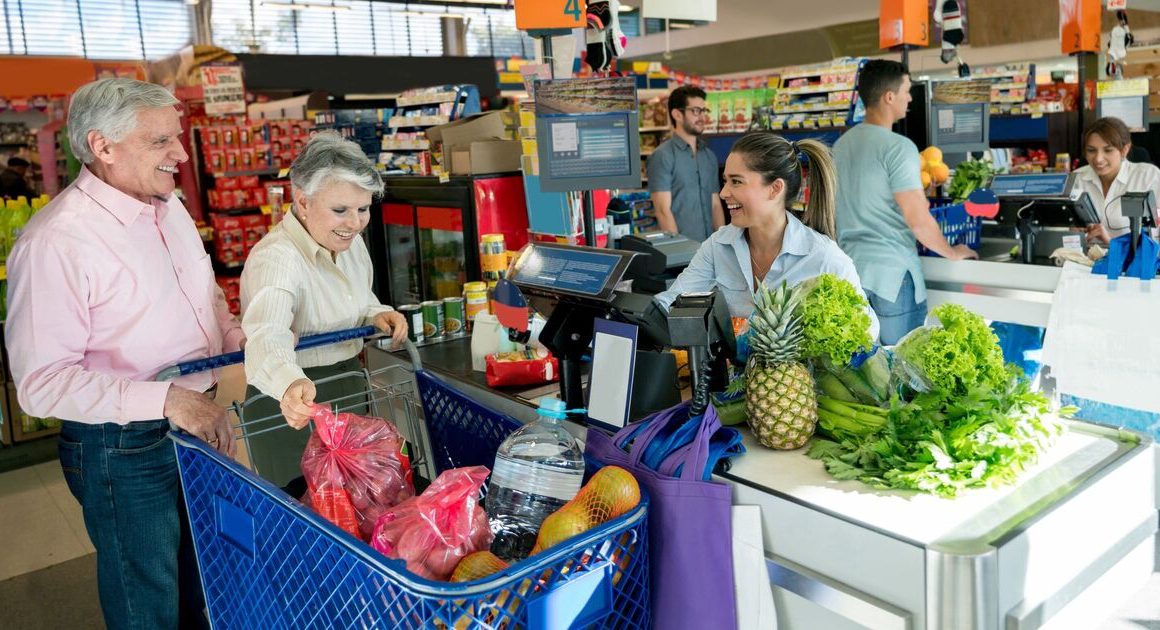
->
[367,237,1156,630]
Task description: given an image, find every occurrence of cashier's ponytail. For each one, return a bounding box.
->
[731,133,837,240]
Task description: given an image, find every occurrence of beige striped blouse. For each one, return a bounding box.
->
[240,211,392,401]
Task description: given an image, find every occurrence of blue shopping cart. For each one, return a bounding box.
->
[164,327,651,629]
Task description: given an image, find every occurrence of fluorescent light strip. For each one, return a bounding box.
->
[398,10,468,19]
[261,1,351,10]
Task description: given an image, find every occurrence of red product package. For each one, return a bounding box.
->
[301,405,415,541]
[371,466,493,581]
[485,350,560,388]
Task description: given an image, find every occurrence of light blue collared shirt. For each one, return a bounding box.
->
[655,213,880,340]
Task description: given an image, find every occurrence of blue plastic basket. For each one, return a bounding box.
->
[173,368,651,630]
[918,200,982,257]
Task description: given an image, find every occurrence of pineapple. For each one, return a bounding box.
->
[745,282,818,450]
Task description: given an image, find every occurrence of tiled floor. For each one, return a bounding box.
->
[1,460,1158,628]
[0,461,94,582]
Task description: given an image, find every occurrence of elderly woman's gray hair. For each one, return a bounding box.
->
[67,78,179,165]
[288,131,383,199]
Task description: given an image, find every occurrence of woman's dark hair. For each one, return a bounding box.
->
[730,131,837,240]
[1083,117,1132,151]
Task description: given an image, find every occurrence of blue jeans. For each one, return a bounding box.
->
[58,419,208,630]
[867,272,928,346]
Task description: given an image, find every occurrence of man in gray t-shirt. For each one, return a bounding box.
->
[646,86,724,242]
[833,60,977,344]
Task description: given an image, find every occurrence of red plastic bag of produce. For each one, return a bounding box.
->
[301,404,415,541]
[485,349,559,388]
[371,466,494,581]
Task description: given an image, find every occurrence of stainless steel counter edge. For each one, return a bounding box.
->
[921,258,1063,293]
[768,553,914,630]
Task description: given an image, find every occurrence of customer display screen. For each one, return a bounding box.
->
[927,80,990,154]
[534,77,642,192]
[991,173,1070,197]
[511,243,635,302]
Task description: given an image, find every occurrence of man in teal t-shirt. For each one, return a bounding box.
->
[833,60,978,344]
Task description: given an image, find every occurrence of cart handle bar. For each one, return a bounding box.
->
[155,326,421,380]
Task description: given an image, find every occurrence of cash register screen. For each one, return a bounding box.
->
[990,173,1070,197]
[511,244,635,302]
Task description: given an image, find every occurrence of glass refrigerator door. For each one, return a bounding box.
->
[416,205,467,300]
[383,203,422,306]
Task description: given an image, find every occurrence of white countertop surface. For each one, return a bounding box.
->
[720,421,1135,550]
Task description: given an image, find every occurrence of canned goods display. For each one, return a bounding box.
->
[480,234,507,282]
[443,297,465,336]
[421,300,445,339]
[464,281,488,329]
[398,304,424,343]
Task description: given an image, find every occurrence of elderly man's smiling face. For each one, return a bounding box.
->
[89,106,188,203]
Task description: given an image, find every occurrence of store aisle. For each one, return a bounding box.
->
[0,460,1157,629]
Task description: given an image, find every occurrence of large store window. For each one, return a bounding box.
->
[463,7,534,59]
[212,0,446,56]
[0,0,190,59]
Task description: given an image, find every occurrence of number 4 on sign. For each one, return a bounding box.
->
[564,0,581,19]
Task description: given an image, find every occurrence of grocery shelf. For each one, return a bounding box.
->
[0,264,5,281]
[210,168,280,178]
[779,83,856,95]
[388,116,449,128]
[396,92,458,107]
[773,102,852,114]
[639,126,670,133]
[380,140,431,151]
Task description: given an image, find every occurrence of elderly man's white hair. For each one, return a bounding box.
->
[67,78,179,165]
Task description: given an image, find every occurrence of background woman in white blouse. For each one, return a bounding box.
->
[1071,116,1160,246]
[240,132,407,485]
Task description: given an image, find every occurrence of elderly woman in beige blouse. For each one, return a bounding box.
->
[240,131,407,486]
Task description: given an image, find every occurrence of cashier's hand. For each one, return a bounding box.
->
[1085,223,1111,246]
[164,385,236,457]
[281,378,317,430]
[951,244,979,261]
[374,311,409,348]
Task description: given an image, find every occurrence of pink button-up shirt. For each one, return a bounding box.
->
[6,167,243,424]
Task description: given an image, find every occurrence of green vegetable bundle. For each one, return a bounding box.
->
[895,303,1009,396]
[794,274,873,368]
[807,380,1072,498]
[947,157,1000,203]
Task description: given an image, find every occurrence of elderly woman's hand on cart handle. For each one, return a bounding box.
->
[374,311,409,349]
[281,378,318,429]
[164,386,236,457]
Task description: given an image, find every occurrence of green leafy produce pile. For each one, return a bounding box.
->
[895,303,1009,395]
[808,380,1072,498]
[947,158,1000,203]
[795,274,873,368]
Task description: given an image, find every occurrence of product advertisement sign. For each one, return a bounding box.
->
[200,64,247,116]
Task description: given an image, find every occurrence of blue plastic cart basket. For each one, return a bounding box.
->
[169,333,651,630]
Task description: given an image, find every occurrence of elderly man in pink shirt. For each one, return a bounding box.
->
[5,78,241,629]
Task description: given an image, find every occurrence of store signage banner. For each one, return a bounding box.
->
[200,64,247,116]
[642,0,716,22]
[1108,0,1127,10]
[1097,78,1149,98]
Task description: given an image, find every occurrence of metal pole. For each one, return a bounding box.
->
[583,190,597,246]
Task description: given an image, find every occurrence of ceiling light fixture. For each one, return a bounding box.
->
[262,0,351,10]
[619,3,635,11]
[398,10,467,19]
[670,22,693,29]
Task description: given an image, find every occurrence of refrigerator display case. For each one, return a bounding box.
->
[371,173,530,306]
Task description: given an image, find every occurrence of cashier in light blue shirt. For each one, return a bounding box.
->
[655,132,880,340]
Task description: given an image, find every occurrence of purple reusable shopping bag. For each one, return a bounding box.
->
[586,401,737,630]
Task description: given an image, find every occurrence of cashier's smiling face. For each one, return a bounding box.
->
[295,179,372,255]
[720,151,782,229]
[1084,132,1128,180]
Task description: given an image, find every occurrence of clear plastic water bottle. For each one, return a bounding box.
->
[486,397,585,561]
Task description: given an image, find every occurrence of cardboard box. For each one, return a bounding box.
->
[449,139,522,175]
[428,111,510,153]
